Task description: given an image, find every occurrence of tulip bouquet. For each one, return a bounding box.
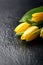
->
[14,6,43,41]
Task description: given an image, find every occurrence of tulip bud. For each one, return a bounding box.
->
[32,12,43,22]
[14,22,30,34]
[40,28,43,38]
[21,26,39,41]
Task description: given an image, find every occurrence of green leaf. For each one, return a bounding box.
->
[19,6,43,22]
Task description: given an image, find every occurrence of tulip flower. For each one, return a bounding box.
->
[21,26,39,41]
[32,12,43,22]
[14,22,31,34]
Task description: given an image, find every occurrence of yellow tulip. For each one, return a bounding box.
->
[21,26,39,41]
[32,12,43,22]
[40,29,43,38]
[14,22,30,34]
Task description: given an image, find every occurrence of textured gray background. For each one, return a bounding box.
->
[0,0,43,65]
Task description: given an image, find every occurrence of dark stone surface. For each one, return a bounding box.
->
[0,0,43,65]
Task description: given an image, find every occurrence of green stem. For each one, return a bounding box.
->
[34,27,43,34]
[31,21,43,28]
[16,32,24,36]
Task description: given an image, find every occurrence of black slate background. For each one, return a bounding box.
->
[0,0,43,65]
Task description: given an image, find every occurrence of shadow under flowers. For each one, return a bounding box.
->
[17,36,43,48]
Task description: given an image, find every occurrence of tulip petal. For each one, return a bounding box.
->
[14,22,30,33]
[40,29,43,38]
[21,26,39,41]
